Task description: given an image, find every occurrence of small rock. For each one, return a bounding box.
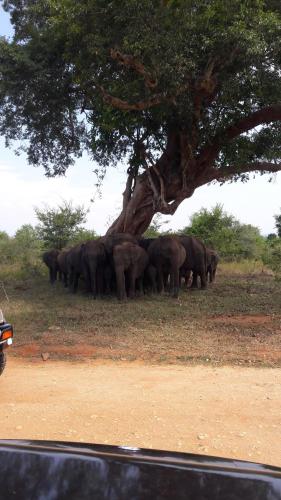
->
[197,434,208,440]
[237,432,247,437]
[41,352,50,361]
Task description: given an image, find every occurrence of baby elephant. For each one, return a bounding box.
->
[113,242,149,300]
[42,249,60,284]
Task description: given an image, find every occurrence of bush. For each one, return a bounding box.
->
[35,201,89,249]
[262,239,281,279]
[0,225,44,280]
[180,204,265,261]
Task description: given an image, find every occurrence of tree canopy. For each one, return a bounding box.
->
[1,0,281,234]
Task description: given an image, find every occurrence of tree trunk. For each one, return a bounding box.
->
[106,173,155,235]
[106,132,195,236]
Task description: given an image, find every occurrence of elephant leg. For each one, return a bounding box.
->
[116,266,126,300]
[190,271,201,288]
[104,265,112,295]
[63,273,68,287]
[163,271,169,291]
[51,267,57,284]
[169,269,174,295]
[89,263,97,298]
[151,273,157,294]
[83,262,92,294]
[171,266,180,298]
[147,265,157,294]
[184,270,191,287]
[71,272,80,293]
[128,268,136,299]
[68,268,74,289]
[137,276,144,296]
[200,270,207,289]
[48,268,53,284]
[156,265,164,294]
[212,267,217,281]
[96,267,104,296]
[191,272,199,289]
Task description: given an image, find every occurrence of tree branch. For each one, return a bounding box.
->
[199,104,281,165]
[98,83,190,112]
[110,48,158,89]
[190,58,219,149]
[209,161,281,183]
[143,158,160,205]
[122,172,134,209]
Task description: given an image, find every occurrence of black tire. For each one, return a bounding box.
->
[0,351,7,376]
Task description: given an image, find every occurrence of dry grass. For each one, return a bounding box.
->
[1,262,281,366]
[219,259,271,275]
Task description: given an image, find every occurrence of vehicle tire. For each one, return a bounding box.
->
[0,352,6,376]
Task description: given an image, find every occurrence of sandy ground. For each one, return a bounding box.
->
[1,358,281,467]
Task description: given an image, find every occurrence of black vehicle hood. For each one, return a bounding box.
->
[0,439,281,499]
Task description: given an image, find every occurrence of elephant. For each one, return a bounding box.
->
[42,249,60,284]
[113,242,149,300]
[143,264,158,294]
[179,235,207,289]
[100,233,139,294]
[57,249,70,287]
[206,248,219,282]
[81,239,108,298]
[101,233,138,254]
[66,243,84,293]
[147,236,186,298]
[138,237,155,251]
[138,238,157,293]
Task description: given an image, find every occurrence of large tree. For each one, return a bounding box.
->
[1,0,281,235]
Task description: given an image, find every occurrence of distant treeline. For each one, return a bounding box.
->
[0,203,281,279]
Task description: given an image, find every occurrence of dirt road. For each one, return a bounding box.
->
[1,359,281,467]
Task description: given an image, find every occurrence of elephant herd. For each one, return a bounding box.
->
[42,233,219,300]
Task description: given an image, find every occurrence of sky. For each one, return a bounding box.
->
[0,9,280,236]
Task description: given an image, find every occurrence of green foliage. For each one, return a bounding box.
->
[0,231,9,241]
[235,224,265,260]
[35,201,89,250]
[144,214,170,238]
[0,224,43,279]
[181,204,265,260]
[69,228,99,246]
[0,0,280,178]
[274,211,281,238]
[267,233,278,241]
[262,236,281,278]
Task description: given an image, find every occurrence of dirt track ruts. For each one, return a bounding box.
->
[1,359,281,467]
